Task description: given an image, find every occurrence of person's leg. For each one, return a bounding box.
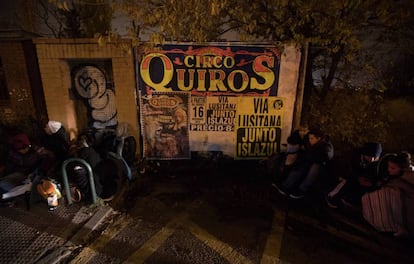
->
[270,153,286,183]
[0,172,27,193]
[29,172,44,206]
[343,180,369,206]
[325,177,348,208]
[298,163,323,192]
[281,165,307,192]
[1,172,30,205]
[287,164,322,199]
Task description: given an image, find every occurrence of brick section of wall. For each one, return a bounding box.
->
[0,41,36,124]
[34,38,140,153]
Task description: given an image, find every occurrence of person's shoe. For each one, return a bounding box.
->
[289,189,305,199]
[272,183,287,196]
[325,195,339,209]
[48,206,58,212]
[102,194,115,202]
[394,227,409,238]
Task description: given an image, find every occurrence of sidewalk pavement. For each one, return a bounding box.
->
[0,197,114,264]
[1,163,414,264]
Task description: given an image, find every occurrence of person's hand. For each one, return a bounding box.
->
[33,145,47,154]
[376,179,387,187]
[358,177,372,187]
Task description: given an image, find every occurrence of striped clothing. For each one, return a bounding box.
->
[362,173,414,235]
[362,186,403,233]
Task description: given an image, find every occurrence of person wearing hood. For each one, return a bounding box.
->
[0,132,50,204]
[41,120,70,166]
[65,134,104,202]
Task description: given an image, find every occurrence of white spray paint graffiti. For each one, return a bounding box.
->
[73,65,117,129]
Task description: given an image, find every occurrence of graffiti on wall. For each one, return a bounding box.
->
[72,65,117,129]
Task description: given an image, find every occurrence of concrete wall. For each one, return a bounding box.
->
[33,38,139,145]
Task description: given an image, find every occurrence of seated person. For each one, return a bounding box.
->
[268,123,309,184]
[66,134,121,202]
[66,134,103,202]
[284,123,310,167]
[326,142,383,208]
[40,120,70,169]
[273,128,334,199]
[0,133,52,203]
[361,152,414,238]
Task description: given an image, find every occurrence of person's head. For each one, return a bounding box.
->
[361,142,382,162]
[387,152,411,177]
[77,133,92,148]
[298,123,309,138]
[307,129,324,146]
[11,133,31,154]
[44,120,62,135]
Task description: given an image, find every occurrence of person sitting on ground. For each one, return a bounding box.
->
[65,134,103,202]
[273,128,334,199]
[0,133,52,204]
[361,152,414,238]
[66,134,121,202]
[326,142,383,208]
[268,123,310,184]
[284,123,310,167]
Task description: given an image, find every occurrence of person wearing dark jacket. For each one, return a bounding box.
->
[284,123,310,166]
[273,128,334,199]
[66,134,121,202]
[325,142,383,208]
[41,120,70,167]
[0,133,51,201]
[66,135,103,201]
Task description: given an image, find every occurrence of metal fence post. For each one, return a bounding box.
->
[61,158,97,205]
